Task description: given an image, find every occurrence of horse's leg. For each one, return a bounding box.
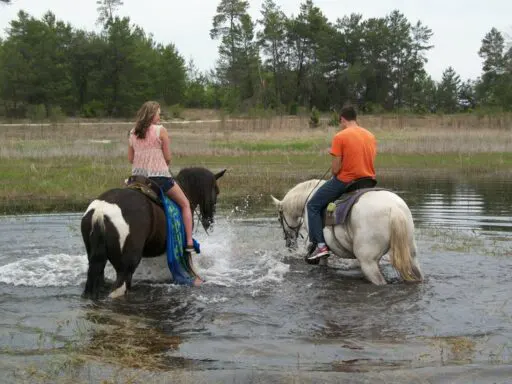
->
[124,257,141,291]
[84,258,108,299]
[354,242,387,285]
[109,247,142,299]
[109,272,126,299]
[89,236,105,288]
[110,269,136,299]
[82,216,109,300]
[359,261,387,285]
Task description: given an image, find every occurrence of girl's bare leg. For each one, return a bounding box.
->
[166,184,193,247]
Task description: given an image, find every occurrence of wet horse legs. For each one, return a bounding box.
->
[354,240,388,285]
[109,251,141,298]
[359,261,387,285]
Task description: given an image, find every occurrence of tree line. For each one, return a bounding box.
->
[0,0,511,119]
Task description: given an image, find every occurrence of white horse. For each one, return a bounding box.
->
[271,179,423,285]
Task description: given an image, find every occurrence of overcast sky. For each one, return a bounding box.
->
[1,0,511,81]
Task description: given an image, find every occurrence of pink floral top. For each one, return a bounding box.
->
[129,124,171,177]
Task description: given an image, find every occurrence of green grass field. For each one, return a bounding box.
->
[1,114,511,214]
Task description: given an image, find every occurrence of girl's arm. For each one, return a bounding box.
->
[160,127,171,165]
[128,137,134,163]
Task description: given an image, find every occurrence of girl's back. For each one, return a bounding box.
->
[129,124,170,177]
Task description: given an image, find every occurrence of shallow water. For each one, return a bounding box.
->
[0,176,511,383]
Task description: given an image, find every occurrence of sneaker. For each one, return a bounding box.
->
[307,245,330,261]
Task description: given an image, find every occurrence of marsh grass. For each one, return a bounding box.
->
[1,114,511,213]
[2,312,190,383]
[7,321,510,383]
[418,227,511,257]
[428,336,477,364]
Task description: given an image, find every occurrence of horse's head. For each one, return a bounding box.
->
[176,167,226,232]
[271,195,302,250]
[201,168,226,230]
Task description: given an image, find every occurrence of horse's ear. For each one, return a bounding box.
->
[270,195,281,207]
[215,169,227,180]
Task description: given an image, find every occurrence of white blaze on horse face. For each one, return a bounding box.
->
[84,200,130,252]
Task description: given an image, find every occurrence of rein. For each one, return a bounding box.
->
[279,166,331,244]
[193,208,207,234]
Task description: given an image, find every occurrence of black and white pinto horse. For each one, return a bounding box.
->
[81,167,226,299]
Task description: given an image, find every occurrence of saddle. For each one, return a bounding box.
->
[323,177,382,226]
[125,175,163,206]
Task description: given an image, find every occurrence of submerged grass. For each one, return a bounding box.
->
[418,226,512,257]
[5,322,511,383]
[1,115,511,213]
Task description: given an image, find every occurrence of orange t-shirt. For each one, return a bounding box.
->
[330,126,377,183]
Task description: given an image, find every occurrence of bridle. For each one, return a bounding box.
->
[278,208,303,243]
[193,208,209,234]
[277,168,331,245]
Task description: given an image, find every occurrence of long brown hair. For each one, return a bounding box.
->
[133,101,160,139]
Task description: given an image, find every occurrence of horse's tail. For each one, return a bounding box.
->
[83,210,108,300]
[389,206,422,282]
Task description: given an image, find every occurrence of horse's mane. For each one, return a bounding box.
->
[175,167,217,217]
[282,179,325,215]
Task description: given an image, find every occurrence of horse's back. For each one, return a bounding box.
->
[355,189,411,215]
[96,188,149,209]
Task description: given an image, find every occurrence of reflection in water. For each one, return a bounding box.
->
[374,175,512,234]
[238,174,512,236]
[413,185,512,233]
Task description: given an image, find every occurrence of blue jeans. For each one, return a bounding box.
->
[306,177,347,245]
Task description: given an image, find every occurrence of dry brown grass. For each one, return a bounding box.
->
[1,114,511,160]
[1,113,511,213]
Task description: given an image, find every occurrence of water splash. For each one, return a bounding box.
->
[0,218,291,291]
[0,253,88,287]
[191,218,290,289]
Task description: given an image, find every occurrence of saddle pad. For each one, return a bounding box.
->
[160,191,201,285]
[324,188,386,226]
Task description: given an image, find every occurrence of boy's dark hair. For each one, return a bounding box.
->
[340,105,357,121]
